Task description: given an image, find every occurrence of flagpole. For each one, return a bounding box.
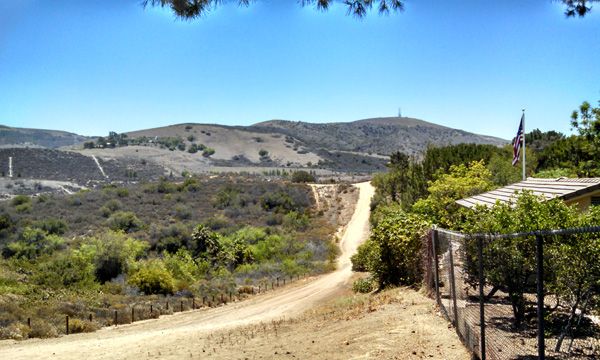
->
[522,109,526,181]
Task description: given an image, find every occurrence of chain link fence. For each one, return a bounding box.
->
[426,227,600,359]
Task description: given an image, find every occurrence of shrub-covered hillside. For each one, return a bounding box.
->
[0,176,350,340]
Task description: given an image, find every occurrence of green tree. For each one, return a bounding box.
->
[77,231,148,283]
[412,160,494,229]
[462,192,582,328]
[129,259,175,295]
[144,1,595,19]
[353,205,430,288]
[107,211,143,233]
[291,170,315,183]
[144,0,405,19]
[570,100,600,176]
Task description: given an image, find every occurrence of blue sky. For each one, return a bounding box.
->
[0,0,599,139]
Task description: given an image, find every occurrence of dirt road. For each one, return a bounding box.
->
[0,182,375,360]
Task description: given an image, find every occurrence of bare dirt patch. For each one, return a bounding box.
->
[190,286,469,360]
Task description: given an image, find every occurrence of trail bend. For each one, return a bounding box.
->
[0,182,375,360]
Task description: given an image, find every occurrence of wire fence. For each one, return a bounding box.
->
[10,274,306,338]
[425,227,600,360]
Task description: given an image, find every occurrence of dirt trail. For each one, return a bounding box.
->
[0,182,375,360]
[91,155,108,179]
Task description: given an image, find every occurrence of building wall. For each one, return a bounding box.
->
[564,189,600,212]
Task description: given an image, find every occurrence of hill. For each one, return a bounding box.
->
[0,117,507,183]
[251,117,506,156]
[0,125,89,148]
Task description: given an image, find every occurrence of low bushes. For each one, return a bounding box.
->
[129,260,175,295]
[352,205,430,289]
[107,211,143,233]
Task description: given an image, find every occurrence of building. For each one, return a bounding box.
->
[456,177,600,211]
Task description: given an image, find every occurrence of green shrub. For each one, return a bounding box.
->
[291,170,315,183]
[116,188,129,198]
[163,249,202,290]
[156,179,178,194]
[129,260,175,295]
[351,239,375,272]
[11,195,30,207]
[33,218,68,235]
[34,251,96,288]
[203,215,229,230]
[352,278,374,293]
[202,148,215,157]
[15,203,31,213]
[260,191,294,212]
[78,231,148,283]
[100,199,122,217]
[173,205,191,220]
[4,228,64,259]
[282,211,310,230]
[362,205,430,288]
[258,149,268,157]
[107,211,142,233]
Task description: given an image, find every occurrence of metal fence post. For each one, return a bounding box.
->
[447,237,459,327]
[477,237,486,360]
[432,229,441,306]
[536,234,545,360]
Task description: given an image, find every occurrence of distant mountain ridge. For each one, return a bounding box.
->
[250,117,506,156]
[0,125,90,148]
[0,117,507,177]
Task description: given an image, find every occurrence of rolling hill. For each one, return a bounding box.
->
[250,117,506,156]
[0,125,90,148]
[0,117,507,185]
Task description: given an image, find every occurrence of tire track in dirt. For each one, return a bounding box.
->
[0,182,375,360]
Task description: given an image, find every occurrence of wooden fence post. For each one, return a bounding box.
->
[65,316,69,335]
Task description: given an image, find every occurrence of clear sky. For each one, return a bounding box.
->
[1,0,599,139]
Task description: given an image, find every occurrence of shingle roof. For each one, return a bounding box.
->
[456,177,600,209]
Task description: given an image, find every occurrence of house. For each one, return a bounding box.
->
[456,177,600,211]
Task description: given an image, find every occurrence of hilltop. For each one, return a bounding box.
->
[0,126,89,149]
[0,117,507,188]
[251,117,506,156]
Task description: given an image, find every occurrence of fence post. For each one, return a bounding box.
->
[431,229,441,306]
[192,297,195,309]
[131,307,135,323]
[89,313,93,322]
[65,315,69,335]
[536,234,545,360]
[447,237,459,327]
[27,317,31,328]
[114,310,118,326]
[478,237,486,360]
[181,300,184,312]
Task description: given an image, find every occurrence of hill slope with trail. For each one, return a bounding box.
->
[0,182,374,360]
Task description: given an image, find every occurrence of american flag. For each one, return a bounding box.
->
[512,114,525,166]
